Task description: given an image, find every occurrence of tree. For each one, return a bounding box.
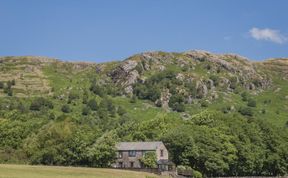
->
[139,152,157,168]
[87,134,117,167]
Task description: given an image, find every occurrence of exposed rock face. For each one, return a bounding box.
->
[176,73,185,81]
[108,50,276,99]
[196,81,208,98]
[158,89,172,109]
[109,60,139,94]
[206,79,215,90]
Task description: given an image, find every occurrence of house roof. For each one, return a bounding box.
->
[116,141,164,151]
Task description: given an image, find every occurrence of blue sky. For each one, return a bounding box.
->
[0,0,287,62]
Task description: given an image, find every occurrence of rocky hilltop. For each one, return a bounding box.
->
[0,51,288,177]
[108,50,280,107]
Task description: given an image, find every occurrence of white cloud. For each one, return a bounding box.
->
[249,27,287,44]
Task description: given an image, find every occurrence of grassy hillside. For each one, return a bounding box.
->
[0,51,287,177]
[0,164,162,178]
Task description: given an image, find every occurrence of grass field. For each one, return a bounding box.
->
[0,164,163,178]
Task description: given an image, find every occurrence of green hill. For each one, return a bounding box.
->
[0,51,287,177]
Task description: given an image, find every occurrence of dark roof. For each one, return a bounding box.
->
[116,141,163,151]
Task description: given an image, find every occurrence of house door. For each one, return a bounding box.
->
[130,162,134,168]
[118,162,123,168]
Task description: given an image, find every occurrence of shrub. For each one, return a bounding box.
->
[247,99,256,107]
[192,170,203,178]
[238,107,253,116]
[241,92,249,102]
[30,98,54,111]
[221,106,231,114]
[61,104,72,113]
[11,79,16,86]
[87,99,98,111]
[130,95,137,103]
[90,83,106,97]
[7,88,13,96]
[209,75,219,86]
[139,152,157,168]
[68,92,79,103]
[0,81,4,89]
[172,103,185,112]
[82,106,91,115]
[117,106,126,116]
[200,100,209,107]
[49,113,56,120]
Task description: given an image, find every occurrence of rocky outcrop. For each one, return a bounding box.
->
[158,89,172,109]
[109,60,139,94]
[108,50,274,97]
[196,81,208,98]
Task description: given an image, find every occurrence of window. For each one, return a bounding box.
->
[160,149,164,157]
[130,161,134,168]
[118,151,123,158]
[128,150,136,157]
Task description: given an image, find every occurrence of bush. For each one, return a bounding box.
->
[221,106,231,114]
[133,83,161,102]
[200,100,209,107]
[90,83,106,97]
[238,107,253,116]
[11,79,16,86]
[61,104,72,113]
[209,75,219,86]
[117,106,126,116]
[49,113,56,120]
[172,103,185,112]
[30,98,54,111]
[82,106,91,115]
[0,81,4,89]
[87,99,98,111]
[7,88,13,96]
[130,95,137,103]
[247,99,256,107]
[241,92,249,102]
[193,170,203,178]
[139,152,157,168]
[68,92,79,103]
